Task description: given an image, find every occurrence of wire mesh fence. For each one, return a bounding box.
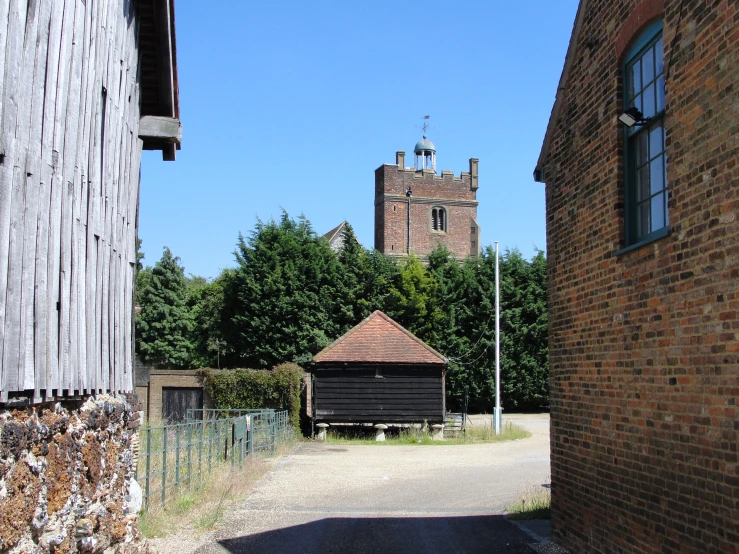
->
[136,409,290,508]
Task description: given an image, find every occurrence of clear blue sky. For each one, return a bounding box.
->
[139,0,580,279]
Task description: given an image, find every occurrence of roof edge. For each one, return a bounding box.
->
[534,0,589,182]
[312,310,448,365]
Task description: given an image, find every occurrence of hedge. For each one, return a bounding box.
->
[200,363,304,429]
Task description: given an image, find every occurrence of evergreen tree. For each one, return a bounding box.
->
[385,254,438,339]
[189,269,233,368]
[498,248,548,408]
[225,211,342,368]
[136,247,194,368]
[334,223,372,333]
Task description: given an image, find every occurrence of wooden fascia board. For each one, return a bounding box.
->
[156,0,175,119]
[533,0,589,182]
[139,115,181,143]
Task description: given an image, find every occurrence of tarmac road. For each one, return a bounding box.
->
[166,414,550,554]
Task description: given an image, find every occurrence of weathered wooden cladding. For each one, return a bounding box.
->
[0,0,178,402]
[313,366,445,424]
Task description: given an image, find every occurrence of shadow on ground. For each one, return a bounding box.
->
[214,514,534,554]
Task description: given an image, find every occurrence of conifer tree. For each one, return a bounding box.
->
[136,247,194,368]
[225,211,342,368]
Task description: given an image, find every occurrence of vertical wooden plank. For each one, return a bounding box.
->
[59,0,85,395]
[0,0,28,401]
[29,0,58,400]
[6,0,42,392]
[22,0,52,394]
[0,0,11,132]
[46,0,76,397]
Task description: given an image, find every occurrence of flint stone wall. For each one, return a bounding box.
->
[0,395,153,554]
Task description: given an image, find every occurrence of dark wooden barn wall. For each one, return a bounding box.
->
[313,366,445,423]
[0,0,143,402]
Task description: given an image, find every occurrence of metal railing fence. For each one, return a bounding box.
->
[136,409,290,508]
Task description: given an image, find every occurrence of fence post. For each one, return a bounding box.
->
[145,428,151,509]
[248,416,253,457]
[270,412,275,455]
[199,420,204,481]
[230,422,235,467]
[162,429,168,506]
[187,422,193,486]
[175,424,181,491]
[208,419,213,473]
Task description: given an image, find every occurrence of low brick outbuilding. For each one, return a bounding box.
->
[310,311,447,424]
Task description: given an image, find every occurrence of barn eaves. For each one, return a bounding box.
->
[136,0,182,161]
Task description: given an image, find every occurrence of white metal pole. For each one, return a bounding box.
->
[495,241,502,435]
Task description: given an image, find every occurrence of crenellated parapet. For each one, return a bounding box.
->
[374,143,480,260]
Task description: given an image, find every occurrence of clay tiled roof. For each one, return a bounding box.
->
[313,311,447,365]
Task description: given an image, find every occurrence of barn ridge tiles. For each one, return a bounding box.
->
[313,310,447,365]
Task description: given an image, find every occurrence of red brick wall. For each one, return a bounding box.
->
[539,1,739,552]
[374,161,478,259]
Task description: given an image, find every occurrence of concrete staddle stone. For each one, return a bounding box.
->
[374,424,388,442]
[316,423,329,441]
[431,424,444,440]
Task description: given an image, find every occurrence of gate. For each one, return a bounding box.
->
[162,387,203,422]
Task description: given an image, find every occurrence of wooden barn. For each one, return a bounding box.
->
[311,310,447,424]
[0,0,181,404]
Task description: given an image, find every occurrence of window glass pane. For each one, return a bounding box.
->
[650,156,664,195]
[651,193,665,230]
[440,210,445,231]
[649,123,663,159]
[642,83,655,118]
[655,37,664,75]
[630,59,641,97]
[656,75,665,112]
[638,201,650,237]
[642,45,655,82]
[636,132,649,164]
[634,93,643,114]
[637,165,650,201]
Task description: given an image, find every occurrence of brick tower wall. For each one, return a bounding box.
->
[538,0,739,552]
[374,157,479,259]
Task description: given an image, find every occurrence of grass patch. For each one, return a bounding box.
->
[139,435,299,538]
[507,481,551,520]
[325,421,531,445]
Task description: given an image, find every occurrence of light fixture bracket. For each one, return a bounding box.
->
[619,107,651,127]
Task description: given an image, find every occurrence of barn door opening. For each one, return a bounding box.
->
[162,387,203,422]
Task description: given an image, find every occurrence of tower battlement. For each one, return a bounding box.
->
[374,145,480,260]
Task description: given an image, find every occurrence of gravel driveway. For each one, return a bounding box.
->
[155,414,550,554]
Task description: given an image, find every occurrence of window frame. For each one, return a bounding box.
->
[620,19,668,252]
[430,206,447,233]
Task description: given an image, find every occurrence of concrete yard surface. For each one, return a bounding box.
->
[154,413,551,554]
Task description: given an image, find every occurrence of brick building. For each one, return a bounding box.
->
[374,137,480,260]
[534,0,739,552]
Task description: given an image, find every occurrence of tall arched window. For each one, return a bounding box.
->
[431,207,447,232]
[624,20,667,247]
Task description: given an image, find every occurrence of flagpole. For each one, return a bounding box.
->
[495,241,502,435]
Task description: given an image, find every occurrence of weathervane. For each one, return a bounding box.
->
[415,115,433,138]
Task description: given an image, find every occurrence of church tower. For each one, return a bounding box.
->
[374,134,480,260]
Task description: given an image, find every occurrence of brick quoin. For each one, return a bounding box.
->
[535,1,739,552]
[374,150,480,260]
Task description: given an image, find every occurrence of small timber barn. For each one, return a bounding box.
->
[0,0,180,403]
[311,311,447,424]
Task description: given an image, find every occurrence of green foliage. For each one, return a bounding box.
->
[223,212,342,368]
[386,254,438,336]
[136,247,194,369]
[189,269,234,369]
[135,213,548,411]
[201,363,305,428]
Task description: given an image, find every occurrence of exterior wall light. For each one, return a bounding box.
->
[619,107,650,127]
